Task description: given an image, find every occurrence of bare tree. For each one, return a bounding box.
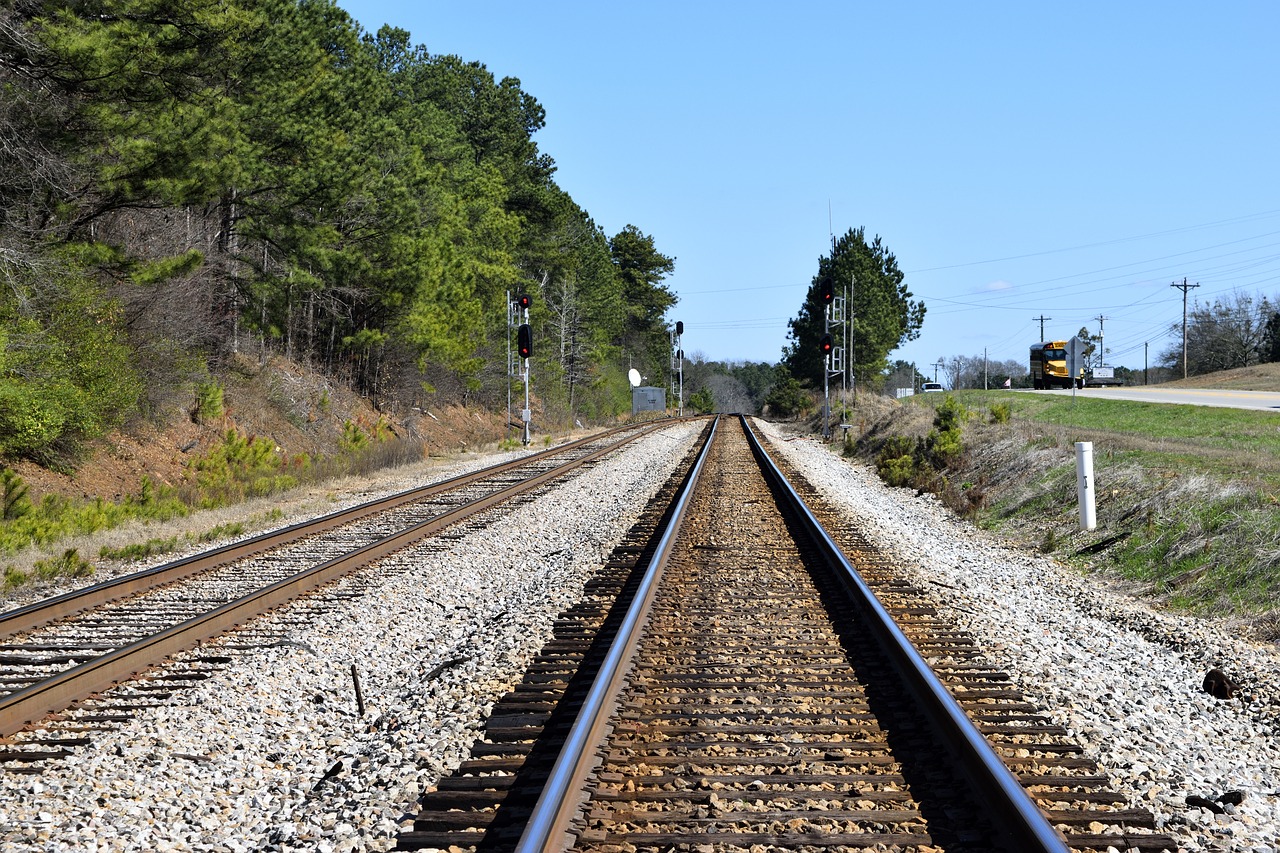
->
[1160,290,1275,375]
[942,355,974,390]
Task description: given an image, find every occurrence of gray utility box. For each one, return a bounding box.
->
[632,386,666,414]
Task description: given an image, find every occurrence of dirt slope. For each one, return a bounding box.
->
[6,354,510,505]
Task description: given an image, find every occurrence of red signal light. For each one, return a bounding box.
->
[517,324,532,359]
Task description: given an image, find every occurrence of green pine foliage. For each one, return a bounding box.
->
[186,430,299,506]
[0,470,188,556]
[688,387,715,414]
[0,260,141,464]
[764,372,813,419]
[0,0,683,468]
[784,227,925,389]
[1,470,30,521]
[872,395,970,489]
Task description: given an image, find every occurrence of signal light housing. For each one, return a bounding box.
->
[819,281,834,304]
[517,324,532,359]
[516,293,532,310]
[819,334,833,355]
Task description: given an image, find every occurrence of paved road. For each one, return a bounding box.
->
[1024,386,1280,412]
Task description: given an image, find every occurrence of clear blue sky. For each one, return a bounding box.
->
[340,0,1280,374]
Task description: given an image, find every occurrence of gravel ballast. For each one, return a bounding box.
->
[757,419,1280,853]
[4,417,1280,852]
[0,423,703,852]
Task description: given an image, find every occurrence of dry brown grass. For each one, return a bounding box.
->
[1157,361,1280,391]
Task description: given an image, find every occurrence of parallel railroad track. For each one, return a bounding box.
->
[0,419,683,751]
[396,415,1178,853]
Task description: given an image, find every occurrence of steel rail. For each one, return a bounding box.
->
[0,421,671,640]
[514,416,720,853]
[742,416,1070,853]
[0,419,682,737]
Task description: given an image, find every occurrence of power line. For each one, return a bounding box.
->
[906,209,1280,273]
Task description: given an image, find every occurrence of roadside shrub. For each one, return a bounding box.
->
[4,565,28,590]
[933,395,969,432]
[875,435,920,487]
[878,453,917,488]
[925,426,964,467]
[989,401,1011,424]
[100,537,180,562]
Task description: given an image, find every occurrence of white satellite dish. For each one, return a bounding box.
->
[628,368,642,388]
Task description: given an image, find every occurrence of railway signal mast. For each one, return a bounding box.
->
[514,293,533,445]
[670,321,685,416]
[819,278,843,439]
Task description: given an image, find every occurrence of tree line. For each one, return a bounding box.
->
[0,0,679,464]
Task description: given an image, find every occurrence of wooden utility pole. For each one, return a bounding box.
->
[1093,315,1108,368]
[1171,278,1199,379]
[1033,315,1052,340]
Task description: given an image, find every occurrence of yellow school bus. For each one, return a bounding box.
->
[1029,341,1083,389]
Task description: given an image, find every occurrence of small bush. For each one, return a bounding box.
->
[878,453,917,488]
[187,429,295,506]
[925,427,964,467]
[2,469,31,520]
[340,420,369,453]
[32,548,93,580]
[989,401,1011,424]
[875,435,921,487]
[933,395,969,432]
[100,537,180,562]
[198,521,246,543]
[194,381,225,424]
[1040,528,1057,553]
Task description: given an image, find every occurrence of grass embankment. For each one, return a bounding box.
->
[845,390,1280,638]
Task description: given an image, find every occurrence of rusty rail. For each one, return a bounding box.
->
[0,419,686,737]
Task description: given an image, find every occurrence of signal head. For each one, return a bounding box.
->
[516,293,532,310]
[819,334,833,355]
[517,324,532,358]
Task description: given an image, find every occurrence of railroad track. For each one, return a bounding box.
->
[0,420,683,751]
[396,415,1178,852]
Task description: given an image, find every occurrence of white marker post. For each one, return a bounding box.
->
[1075,441,1096,530]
